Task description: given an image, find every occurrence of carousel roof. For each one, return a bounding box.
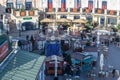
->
[40,18,55,23]
[56,18,72,23]
[72,19,88,23]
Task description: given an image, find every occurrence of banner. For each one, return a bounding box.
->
[46,41,60,56]
[74,0,77,8]
[48,0,52,9]
[77,0,80,8]
[88,0,93,10]
[102,1,107,10]
[0,41,9,62]
[61,0,66,9]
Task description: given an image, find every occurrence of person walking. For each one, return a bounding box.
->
[112,69,116,78]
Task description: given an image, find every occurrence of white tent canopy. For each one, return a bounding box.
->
[100,54,104,71]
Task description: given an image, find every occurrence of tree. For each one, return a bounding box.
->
[85,20,93,32]
[111,23,118,32]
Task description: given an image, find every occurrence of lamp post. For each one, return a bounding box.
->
[36,19,39,29]
[19,20,21,37]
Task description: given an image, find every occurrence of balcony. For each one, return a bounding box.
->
[95,8,104,14]
[82,8,92,14]
[107,10,117,15]
[70,8,80,12]
[12,8,39,17]
[58,8,68,12]
[45,8,56,12]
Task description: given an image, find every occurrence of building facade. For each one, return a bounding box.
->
[0,0,120,29]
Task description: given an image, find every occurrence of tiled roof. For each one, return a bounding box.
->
[0,50,45,80]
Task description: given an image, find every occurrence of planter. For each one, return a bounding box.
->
[13,10,16,16]
[29,10,34,16]
[110,10,114,15]
[61,8,65,12]
[85,8,89,13]
[73,8,77,12]
[20,11,26,16]
[48,8,52,12]
[98,9,102,14]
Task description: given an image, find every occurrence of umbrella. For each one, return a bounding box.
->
[56,18,72,23]
[40,18,55,23]
[72,19,88,23]
[100,54,104,71]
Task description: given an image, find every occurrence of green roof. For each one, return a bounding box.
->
[0,50,45,80]
[0,34,7,45]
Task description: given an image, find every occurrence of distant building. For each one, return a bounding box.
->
[0,0,120,29]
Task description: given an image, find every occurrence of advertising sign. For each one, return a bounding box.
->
[0,41,9,62]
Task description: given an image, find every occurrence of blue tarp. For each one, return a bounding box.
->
[45,41,61,56]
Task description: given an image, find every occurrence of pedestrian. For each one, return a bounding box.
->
[26,35,29,41]
[112,69,116,78]
[30,35,35,51]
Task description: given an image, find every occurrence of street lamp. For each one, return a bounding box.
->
[36,19,39,29]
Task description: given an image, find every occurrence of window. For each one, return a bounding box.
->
[60,15,67,18]
[25,2,32,10]
[7,3,13,8]
[16,0,23,9]
[74,16,80,19]
[108,18,117,25]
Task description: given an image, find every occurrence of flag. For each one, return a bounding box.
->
[74,0,77,8]
[102,1,107,10]
[48,0,52,9]
[61,0,66,9]
[77,0,80,9]
[88,0,93,10]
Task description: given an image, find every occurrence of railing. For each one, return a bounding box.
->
[70,8,80,12]
[12,9,39,17]
[107,10,117,15]
[95,8,105,14]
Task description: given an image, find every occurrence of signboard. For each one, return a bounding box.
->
[0,41,9,62]
[23,17,32,20]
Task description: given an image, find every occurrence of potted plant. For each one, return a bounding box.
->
[20,6,25,16]
[13,8,19,16]
[29,8,35,16]
[85,8,89,13]
[111,23,118,32]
